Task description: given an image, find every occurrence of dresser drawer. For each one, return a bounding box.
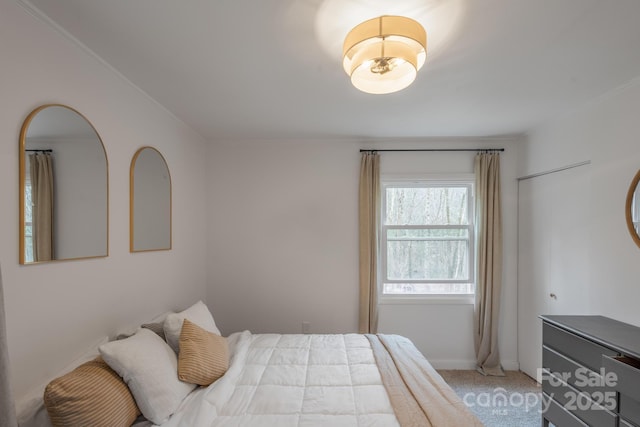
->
[602,356,640,402]
[542,370,617,427]
[620,394,640,426]
[543,394,588,427]
[543,323,618,371]
[543,346,612,395]
[619,419,637,427]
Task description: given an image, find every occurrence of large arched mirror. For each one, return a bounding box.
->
[19,104,109,264]
[626,169,640,248]
[130,147,172,252]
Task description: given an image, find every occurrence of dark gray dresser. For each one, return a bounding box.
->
[541,315,640,427]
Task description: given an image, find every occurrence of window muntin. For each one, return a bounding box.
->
[381,181,474,296]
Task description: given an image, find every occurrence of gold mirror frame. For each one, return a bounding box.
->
[626,169,640,249]
[130,146,172,252]
[19,104,109,265]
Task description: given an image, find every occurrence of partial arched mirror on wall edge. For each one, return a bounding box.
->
[130,146,172,252]
[19,104,109,265]
[626,169,640,249]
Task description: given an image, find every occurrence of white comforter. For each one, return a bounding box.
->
[159,331,401,426]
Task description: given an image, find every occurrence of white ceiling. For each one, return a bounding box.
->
[21,0,640,141]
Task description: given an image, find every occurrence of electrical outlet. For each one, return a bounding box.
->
[302,321,311,334]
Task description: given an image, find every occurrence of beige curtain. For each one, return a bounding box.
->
[29,153,54,262]
[359,152,380,334]
[473,152,504,376]
[0,263,18,427]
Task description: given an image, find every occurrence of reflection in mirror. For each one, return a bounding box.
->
[627,169,640,248]
[130,147,172,252]
[19,105,108,264]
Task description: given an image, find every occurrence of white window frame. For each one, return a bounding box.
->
[379,174,475,304]
[24,176,34,263]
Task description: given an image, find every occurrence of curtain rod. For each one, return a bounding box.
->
[359,148,504,152]
[25,149,52,152]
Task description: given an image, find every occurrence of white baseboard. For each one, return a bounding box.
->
[430,359,520,371]
[502,360,520,371]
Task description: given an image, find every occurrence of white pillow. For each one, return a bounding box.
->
[163,300,221,353]
[99,328,196,425]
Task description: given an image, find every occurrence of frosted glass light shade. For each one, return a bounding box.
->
[343,16,427,94]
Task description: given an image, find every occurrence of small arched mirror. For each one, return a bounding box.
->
[130,147,172,252]
[19,104,108,264]
[626,169,640,248]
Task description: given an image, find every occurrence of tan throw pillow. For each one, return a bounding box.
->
[164,301,220,353]
[44,357,140,427]
[178,319,229,386]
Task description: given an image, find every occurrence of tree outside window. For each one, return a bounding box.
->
[382,180,475,296]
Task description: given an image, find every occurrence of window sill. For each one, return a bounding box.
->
[378,295,475,305]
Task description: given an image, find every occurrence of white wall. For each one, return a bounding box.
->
[0,0,208,400]
[206,138,521,370]
[520,77,640,335]
[206,140,360,336]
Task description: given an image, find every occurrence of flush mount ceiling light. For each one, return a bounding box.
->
[343,15,427,94]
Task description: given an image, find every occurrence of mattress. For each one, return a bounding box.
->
[158,331,481,426]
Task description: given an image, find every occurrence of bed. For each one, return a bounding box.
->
[18,301,482,427]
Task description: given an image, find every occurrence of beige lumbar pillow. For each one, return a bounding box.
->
[178,319,229,386]
[44,357,140,427]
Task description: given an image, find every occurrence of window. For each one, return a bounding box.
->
[381,178,475,297]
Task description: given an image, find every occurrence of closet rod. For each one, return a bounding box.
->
[517,160,590,181]
[359,148,504,152]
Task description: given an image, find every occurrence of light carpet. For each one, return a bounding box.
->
[438,370,541,427]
